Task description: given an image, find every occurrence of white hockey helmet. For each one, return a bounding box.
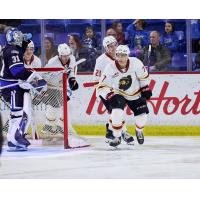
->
[103,36,117,50]
[27,40,34,49]
[116,45,130,56]
[58,43,71,56]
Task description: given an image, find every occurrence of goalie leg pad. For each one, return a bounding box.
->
[23,92,32,134]
[7,111,31,149]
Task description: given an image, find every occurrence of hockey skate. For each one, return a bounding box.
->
[122,131,134,145]
[109,137,121,147]
[136,130,144,144]
[7,131,30,152]
[7,141,28,152]
[105,123,115,143]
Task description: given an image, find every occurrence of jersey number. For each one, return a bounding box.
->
[95,69,101,77]
[12,55,20,63]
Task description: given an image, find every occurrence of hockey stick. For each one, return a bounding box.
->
[147,44,151,74]
[83,81,99,87]
[0,81,22,90]
[96,83,141,97]
[74,58,86,76]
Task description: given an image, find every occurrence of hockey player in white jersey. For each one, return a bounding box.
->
[97,45,152,147]
[42,43,79,136]
[24,40,42,68]
[93,36,116,82]
[93,36,134,145]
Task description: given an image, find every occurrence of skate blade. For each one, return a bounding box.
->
[137,139,144,145]
[108,142,121,148]
[105,138,113,143]
[126,142,134,146]
[7,147,28,152]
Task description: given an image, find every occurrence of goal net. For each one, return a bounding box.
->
[0,68,89,149]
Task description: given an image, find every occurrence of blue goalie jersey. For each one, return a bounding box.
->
[0,42,32,81]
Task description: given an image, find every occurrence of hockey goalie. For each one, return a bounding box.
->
[0,28,47,151]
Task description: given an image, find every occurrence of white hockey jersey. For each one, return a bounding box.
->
[44,55,77,86]
[24,55,42,68]
[97,57,149,101]
[93,53,115,82]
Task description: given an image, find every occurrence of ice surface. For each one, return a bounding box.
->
[1,136,200,178]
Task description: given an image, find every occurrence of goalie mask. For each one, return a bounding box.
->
[6,28,24,47]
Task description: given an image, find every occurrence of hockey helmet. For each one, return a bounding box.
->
[58,43,71,56]
[103,36,117,50]
[116,45,130,56]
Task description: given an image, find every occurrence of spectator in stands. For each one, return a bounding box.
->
[82,26,99,49]
[39,37,57,64]
[126,19,149,47]
[68,34,84,59]
[111,21,125,45]
[194,40,200,71]
[161,22,179,54]
[191,20,200,53]
[68,34,93,72]
[142,31,172,71]
[194,52,200,71]
[106,28,117,39]
[24,40,42,68]
[82,26,100,71]
[126,19,149,58]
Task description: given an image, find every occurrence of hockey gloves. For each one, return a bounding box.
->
[141,85,152,100]
[68,77,78,91]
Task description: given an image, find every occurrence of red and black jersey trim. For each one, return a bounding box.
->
[115,59,130,73]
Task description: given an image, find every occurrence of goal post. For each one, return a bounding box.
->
[63,72,69,149]
[33,67,89,149]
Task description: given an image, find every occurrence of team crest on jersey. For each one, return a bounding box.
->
[119,75,132,91]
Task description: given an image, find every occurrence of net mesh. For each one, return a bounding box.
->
[1,69,89,148]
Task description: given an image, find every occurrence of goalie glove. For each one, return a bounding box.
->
[140,85,152,100]
[19,72,47,94]
[68,77,78,91]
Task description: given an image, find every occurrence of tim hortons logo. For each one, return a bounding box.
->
[85,79,200,116]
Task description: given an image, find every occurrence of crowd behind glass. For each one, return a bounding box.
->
[0,19,199,72]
